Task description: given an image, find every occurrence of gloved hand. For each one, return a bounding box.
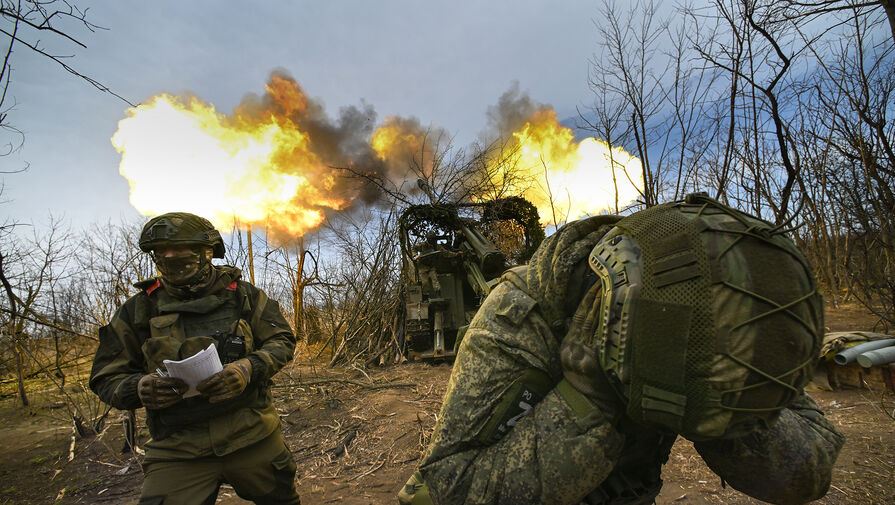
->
[138,373,187,410]
[559,282,625,420]
[197,358,252,403]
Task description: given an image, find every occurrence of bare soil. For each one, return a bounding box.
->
[1,303,893,505]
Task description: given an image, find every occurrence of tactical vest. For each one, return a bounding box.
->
[137,279,270,440]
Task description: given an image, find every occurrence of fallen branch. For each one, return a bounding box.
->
[68,421,77,461]
[327,430,357,457]
[348,459,386,481]
[364,346,390,367]
[87,459,129,469]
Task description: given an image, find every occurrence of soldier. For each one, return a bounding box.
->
[90,212,301,505]
[399,194,844,505]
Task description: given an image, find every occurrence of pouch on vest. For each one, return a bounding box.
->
[143,313,185,371]
[216,318,254,364]
[148,382,266,440]
[179,336,217,361]
[152,316,265,437]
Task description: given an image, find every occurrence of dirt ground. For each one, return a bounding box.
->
[1,303,893,505]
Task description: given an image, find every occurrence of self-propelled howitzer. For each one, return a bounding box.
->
[398,197,543,361]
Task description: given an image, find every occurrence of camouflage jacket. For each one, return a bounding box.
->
[418,217,844,505]
[89,266,296,458]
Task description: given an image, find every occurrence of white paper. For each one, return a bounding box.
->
[162,343,223,398]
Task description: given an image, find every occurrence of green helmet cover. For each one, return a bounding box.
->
[139,212,225,258]
[589,194,822,440]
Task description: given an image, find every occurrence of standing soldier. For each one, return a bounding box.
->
[399,194,844,505]
[90,212,301,505]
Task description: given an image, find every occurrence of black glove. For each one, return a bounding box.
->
[197,358,252,403]
[138,373,187,410]
[559,282,624,420]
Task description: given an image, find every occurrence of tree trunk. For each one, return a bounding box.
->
[0,250,29,406]
[294,237,305,340]
[882,0,895,42]
[54,333,66,387]
[13,337,29,406]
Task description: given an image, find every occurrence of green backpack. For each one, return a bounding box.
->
[589,193,822,440]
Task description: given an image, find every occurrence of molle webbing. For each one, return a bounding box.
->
[617,203,715,431]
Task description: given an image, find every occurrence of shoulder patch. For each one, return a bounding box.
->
[476,368,554,444]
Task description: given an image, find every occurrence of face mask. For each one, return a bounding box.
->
[153,249,205,287]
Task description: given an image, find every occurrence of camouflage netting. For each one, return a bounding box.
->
[398,197,545,268]
[479,196,545,263]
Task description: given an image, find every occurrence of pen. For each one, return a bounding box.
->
[156,367,181,395]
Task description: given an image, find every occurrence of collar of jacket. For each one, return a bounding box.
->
[134,266,243,314]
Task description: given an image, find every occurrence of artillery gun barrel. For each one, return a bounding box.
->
[463,260,492,298]
[459,225,505,277]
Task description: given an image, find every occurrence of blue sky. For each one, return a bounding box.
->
[3,1,601,231]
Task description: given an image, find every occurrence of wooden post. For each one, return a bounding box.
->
[246,226,255,285]
[294,236,305,339]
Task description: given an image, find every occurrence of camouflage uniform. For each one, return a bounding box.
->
[413,214,844,505]
[90,265,301,505]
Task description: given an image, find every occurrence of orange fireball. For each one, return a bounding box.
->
[112,77,352,239]
[114,76,642,239]
[509,109,643,224]
[370,106,644,225]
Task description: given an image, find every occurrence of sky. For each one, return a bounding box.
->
[2,1,603,232]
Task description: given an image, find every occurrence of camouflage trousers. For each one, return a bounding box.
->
[138,429,300,505]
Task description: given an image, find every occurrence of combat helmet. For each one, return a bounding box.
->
[139,212,225,258]
[589,193,822,440]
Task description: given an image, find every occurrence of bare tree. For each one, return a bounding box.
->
[0,1,132,129]
[794,5,894,324]
[588,0,675,207]
[0,216,70,405]
[584,0,892,325]
[76,220,153,327]
[768,0,895,42]
[310,209,401,366]
[579,74,631,213]
[0,229,26,403]
[265,236,324,345]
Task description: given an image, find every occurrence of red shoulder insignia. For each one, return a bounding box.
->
[145,279,162,296]
[226,281,239,291]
